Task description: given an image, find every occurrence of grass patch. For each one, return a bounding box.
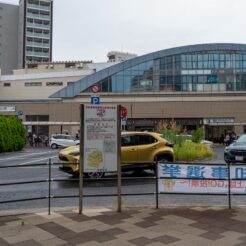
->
[158,125,214,161]
[174,141,214,161]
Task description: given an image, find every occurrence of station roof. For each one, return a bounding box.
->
[49,43,246,99]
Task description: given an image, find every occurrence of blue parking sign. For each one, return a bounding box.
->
[91,96,100,105]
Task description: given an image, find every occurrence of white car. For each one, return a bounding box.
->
[200,139,213,147]
[49,134,80,149]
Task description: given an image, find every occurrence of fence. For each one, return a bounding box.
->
[0,160,245,215]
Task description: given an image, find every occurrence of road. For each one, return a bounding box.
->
[1,146,245,213]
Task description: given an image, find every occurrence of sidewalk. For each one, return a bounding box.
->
[1,206,246,246]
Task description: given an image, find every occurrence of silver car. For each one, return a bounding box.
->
[49,134,80,149]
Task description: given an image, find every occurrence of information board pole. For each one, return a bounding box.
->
[79,104,84,214]
[227,162,232,210]
[117,105,122,212]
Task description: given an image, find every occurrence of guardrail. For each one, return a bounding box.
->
[0,159,158,215]
[0,160,244,215]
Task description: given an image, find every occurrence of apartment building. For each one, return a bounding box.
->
[0,0,53,75]
[18,0,53,67]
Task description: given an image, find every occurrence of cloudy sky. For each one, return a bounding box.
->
[3,0,246,62]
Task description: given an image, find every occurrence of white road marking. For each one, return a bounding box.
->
[15,155,58,166]
[0,151,57,161]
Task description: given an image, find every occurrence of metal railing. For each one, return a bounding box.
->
[0,159,158,215]
[0,160,244,215]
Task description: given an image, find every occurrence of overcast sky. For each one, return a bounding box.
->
[3,0,246,62]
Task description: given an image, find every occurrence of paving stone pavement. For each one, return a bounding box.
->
[1,207,246,245]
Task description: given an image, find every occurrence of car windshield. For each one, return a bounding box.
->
[237,135,246,143]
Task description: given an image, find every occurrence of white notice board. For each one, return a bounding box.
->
[83,104,118,172]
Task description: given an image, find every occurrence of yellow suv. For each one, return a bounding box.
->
[59,131,174,177]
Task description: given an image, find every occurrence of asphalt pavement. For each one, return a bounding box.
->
[2,145,244,215]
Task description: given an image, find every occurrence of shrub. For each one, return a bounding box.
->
[174,141,214,161]
[0,114,25,153]
[158,122,214,161]
[192,127,204,143]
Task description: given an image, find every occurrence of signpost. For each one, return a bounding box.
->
[90,95,100,105]
[83,104,118,173]
[79,104,121,214]
[90,84,101,105]
[120,106,128,130]
[17,111,24,121]
[91,84,100,93]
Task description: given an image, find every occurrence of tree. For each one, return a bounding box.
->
[0,114,25,153]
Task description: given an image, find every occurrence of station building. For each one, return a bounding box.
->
[1,44,246,142]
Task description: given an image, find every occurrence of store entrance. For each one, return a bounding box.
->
[205,125,234,143]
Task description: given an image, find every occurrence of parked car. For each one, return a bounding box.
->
[176,135,213,147]
[200,139,213,147]
[224,134,246,164]
[59,131,174,177]
[49,134,80,149]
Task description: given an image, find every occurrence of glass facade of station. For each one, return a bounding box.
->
[85,51,246,93]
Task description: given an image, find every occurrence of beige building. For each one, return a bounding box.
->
[1,44,246,142]
[0,60,116,100]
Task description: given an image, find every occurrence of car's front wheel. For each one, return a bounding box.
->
[156,154,174,163]
[84,172,105,179]
[51,143,57,149]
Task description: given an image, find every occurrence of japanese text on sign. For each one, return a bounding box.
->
[158,163,246,194]
[83,104,118,172]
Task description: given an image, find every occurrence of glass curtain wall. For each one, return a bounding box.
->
[85,51,246,93]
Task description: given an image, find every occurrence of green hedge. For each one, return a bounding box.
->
[160,128,214,161]
[0,115,26,153]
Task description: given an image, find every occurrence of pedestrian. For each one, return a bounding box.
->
[220,134,225,145]
[33,134,37,147]
[28,134,33,147]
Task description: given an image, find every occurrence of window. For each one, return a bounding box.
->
[25,82,42,86]
[26,115,49,121]
[138,134,157,145]
[46,82,63,86]
[64,135,74,140]
[4,83,11,87]
[121,135,136,146]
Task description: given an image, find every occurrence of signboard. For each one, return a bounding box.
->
[18,111,24,120]
[0,106,16,112]
[91,84,100,93]
[91,95,100,105]
[158,163,246,194]
[120,106,127,118]
[27,125,32,133]
[121,117,127,126]
[83,104,118,172]
[204,118,234,124]
[207,75,218,84]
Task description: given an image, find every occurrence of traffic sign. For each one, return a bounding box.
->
[91,84,100,93]
[17,111,24,121]
[91,96,100,105]
[121,117,127,126]
[120,106,127,118]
